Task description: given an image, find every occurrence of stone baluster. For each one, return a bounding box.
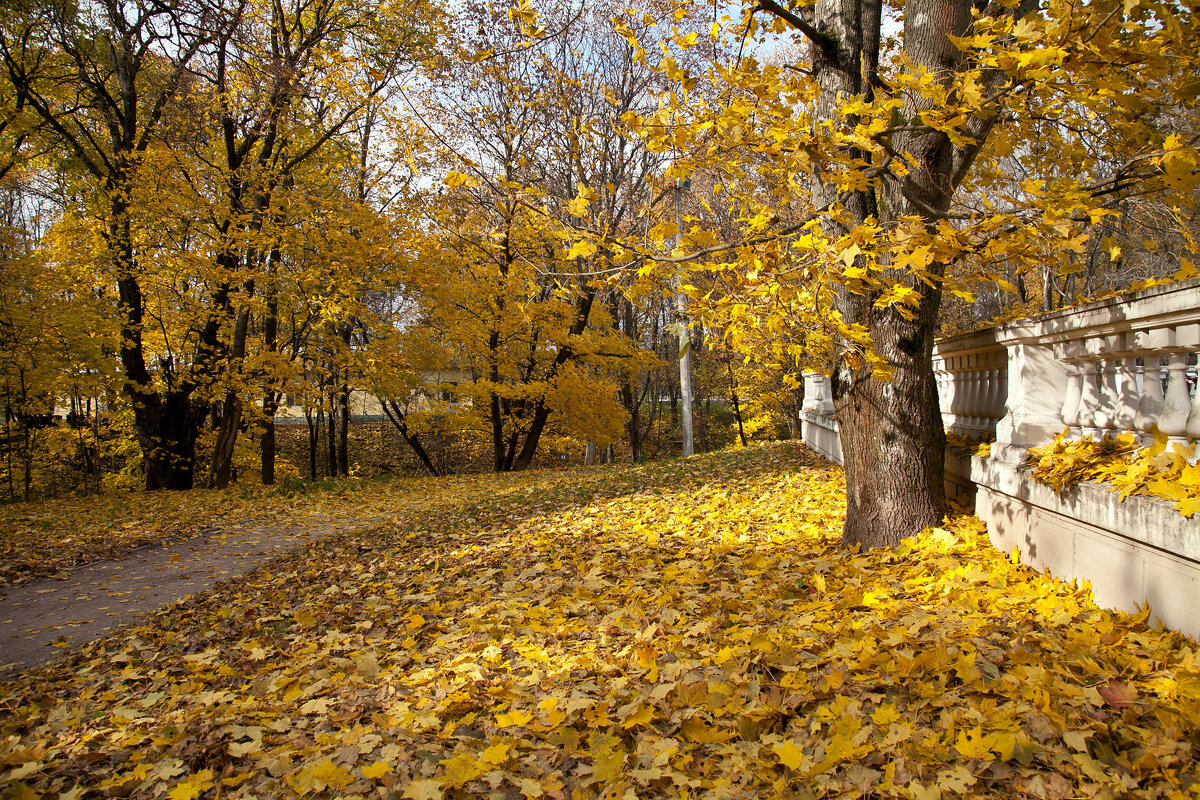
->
[1188,359,1200,444]
[1134,356,1166,445]
[820,374,835,414]
[1060,356,1084,438]
[1076,357,1102,438]
[978,366,997,436]
[973,363,991,437]
[974,366,992,437]
[1092,348,1121,437]
[935,364,952,432]
[961,365,979,436]
[1159,353,1191,444]
[985,365,1005,436]
[948,359,966,435]
[1130,327,1172,445]
[944,369,958,433]
[1112,349,1140,434]
[801,372,818,413]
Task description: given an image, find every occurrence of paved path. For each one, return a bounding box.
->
[0,518,361,678]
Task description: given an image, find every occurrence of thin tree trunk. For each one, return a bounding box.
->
[306,407,319,480]
[337,383,350,477]
[728,359,747,447]
[326,395,337,477]
[4,400,14,500]
[261,402,278,485]
[208,391,242,488]
[261,250,281,484]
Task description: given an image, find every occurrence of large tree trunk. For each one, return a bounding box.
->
[109,196,205,491]
[803,0,982,547]
[207,390,243,489]
[511,400,551,470]
[136,390,205,491]
[833,307,947,548]
[205,267,255,487]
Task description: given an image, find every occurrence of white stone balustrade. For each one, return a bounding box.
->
[803,280,1200,459]
[800,371,842,465]
[997,281,1200,455]
[932,329,1009,441]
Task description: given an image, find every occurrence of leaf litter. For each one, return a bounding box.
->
[1,442,1197,799]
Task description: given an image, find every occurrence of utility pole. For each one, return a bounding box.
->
[675,178,694,458]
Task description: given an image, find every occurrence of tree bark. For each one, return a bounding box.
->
[207,306,253,488]
[326,393,338,477]
[261,279,280,484]
[337,383,350,477]
[799,0,1007,547]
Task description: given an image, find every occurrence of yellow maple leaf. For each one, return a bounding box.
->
[479,742,511,767]
[495,708,534,727]
[312,759,353,790]
[566,240,597,260]
[443,170,477,190]
[772,740,807,770]
[954,726,994,759]
[168,770,215,800]
[622,703,654,728]
[403,778,443,800]
[361,760,391,779]
[1176,497,1200,518]
[440,752,483,786]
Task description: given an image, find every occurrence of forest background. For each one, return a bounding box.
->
[0,0,1197,543]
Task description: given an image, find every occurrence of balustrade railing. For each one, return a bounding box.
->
[1014,283,1200,453]
[801,278,1200,463]
[1058,335,1200,445]
[933,329,1008,441]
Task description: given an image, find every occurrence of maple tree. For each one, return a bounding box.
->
[389,0,696,472]
[1,0,1196,528]
[612,0,1200,547]
[0,0,439,492]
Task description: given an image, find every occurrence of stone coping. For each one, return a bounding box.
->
[970,453,1200,564]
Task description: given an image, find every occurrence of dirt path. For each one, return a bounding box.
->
[0,515,377,677]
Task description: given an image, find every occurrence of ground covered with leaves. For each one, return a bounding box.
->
[1,443,1198,799]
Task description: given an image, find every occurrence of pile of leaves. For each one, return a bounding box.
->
[1027,431,1200,517]
[1,443,1198,799]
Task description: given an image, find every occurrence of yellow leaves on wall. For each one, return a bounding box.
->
[1028,429,1200,516]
